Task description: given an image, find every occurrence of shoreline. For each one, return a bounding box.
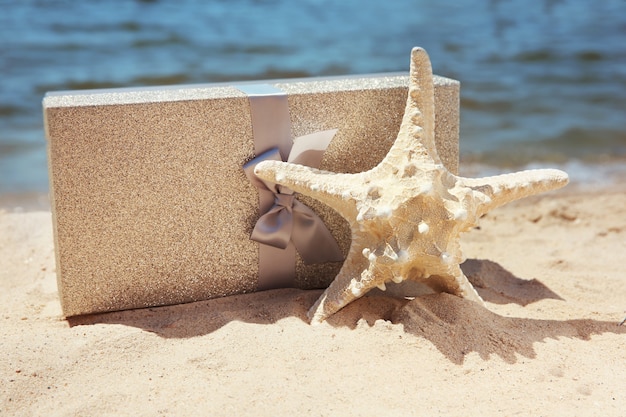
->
[3,168,624,212]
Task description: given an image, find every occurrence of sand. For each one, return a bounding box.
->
[1,186,625,416]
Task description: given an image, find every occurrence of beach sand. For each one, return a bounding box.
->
[1,187,625,416]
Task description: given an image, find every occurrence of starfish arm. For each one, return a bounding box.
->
[254,47,571,324]
[378,47,440,172]
[429,264,484,304]
[308,234,389,324]
[254,160,360,220]
[460,168,569,216]
[455,270,484,304]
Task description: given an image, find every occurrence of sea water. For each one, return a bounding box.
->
[1,0,625,196]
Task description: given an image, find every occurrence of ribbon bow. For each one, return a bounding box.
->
[244,130,344,264]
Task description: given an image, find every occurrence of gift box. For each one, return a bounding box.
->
[43,73,460,316]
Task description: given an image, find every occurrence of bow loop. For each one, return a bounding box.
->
[250,193,294,250]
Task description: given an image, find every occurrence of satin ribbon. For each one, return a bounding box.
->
[243,134,344,263]
[238,84,343,290]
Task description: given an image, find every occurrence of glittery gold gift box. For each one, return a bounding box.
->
[43,74,459,316]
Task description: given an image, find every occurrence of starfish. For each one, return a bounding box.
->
[255,47,569,324]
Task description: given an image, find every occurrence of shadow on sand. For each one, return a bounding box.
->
[68,258,624,365]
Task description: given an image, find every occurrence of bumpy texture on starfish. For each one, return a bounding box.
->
[255,47,569,324]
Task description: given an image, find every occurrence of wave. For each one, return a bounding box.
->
[216,44,296,56]
[461,128,626,168]
[0,105,27,117]
[131,33,189,48]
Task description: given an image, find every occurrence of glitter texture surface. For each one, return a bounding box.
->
[44,73,459,316]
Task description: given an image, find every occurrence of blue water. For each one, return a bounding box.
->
[1,0,625,196]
